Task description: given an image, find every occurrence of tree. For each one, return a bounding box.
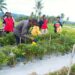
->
[0,0,7,14]
[30,12,35,19]
[66,17,69,21]
[34,0,43,20]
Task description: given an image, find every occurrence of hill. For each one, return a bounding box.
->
[0,12,28,19]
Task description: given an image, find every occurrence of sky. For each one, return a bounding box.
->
[5,0,75,22]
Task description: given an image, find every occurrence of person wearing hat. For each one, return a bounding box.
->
[3,12,15,33]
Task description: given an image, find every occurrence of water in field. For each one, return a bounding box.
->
[0,53,75,75]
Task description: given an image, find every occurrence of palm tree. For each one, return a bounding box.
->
[34,0,43,20]
[0,0,7,13]
[30,12,34,19]
[66,17,69,21]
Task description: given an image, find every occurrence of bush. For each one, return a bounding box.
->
[0,52,9,67]
[0,46,16,67]
[0,26,75,67]
[0,33,16,46]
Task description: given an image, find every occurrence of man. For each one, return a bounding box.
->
[59,16,63,27]
[14,19,32,44]
[38,17,43,29]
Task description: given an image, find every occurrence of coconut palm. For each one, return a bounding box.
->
[34,0,43,19]
[0,0,7,13]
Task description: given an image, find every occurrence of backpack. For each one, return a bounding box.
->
[55,23,60,27]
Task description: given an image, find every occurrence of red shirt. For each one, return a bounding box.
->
[4,17,14,32]
[41,19,48,29]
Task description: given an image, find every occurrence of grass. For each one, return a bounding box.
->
[64,24,75,28]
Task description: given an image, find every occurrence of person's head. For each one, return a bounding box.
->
[7,12,12,18]
[56,16,60,22]
[2,12,9,18]
[28,18,38,27]
[28,19,32,26]
[32,19,38,26]
[42,15,46,20]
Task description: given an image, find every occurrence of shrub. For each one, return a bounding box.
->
[0,25,75,67]
[0,33,16,46]
[0,52,9,67]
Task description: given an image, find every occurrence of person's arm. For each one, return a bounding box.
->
[2,18,6,30]
[12,17,15,28]
[3,19,6,24]
[20,21,27,36]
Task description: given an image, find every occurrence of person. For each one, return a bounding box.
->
[14,19,32,45]
[54,16,61,33]
[3,12,15,33]
[41,15,48,34]
[31,19,41,44]
[2,12,8,19]
[31,19,41,37]
[59,16,63,27]
[38,17,43,29]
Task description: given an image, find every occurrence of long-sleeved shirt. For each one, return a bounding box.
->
[14,20,30,36]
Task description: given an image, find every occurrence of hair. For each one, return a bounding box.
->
[43,15,45,17]
[3,12,12,18]
[2,12,8,18]
[42,15,46,20]
[7,12,12,17]
[28,18,38,26]
[32,19,38,26]
[57,16,60,19]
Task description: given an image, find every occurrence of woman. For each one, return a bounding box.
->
[31,19,41,36]
[41,15,48,34]
[3,12,15,33]
[54,16,61,33]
